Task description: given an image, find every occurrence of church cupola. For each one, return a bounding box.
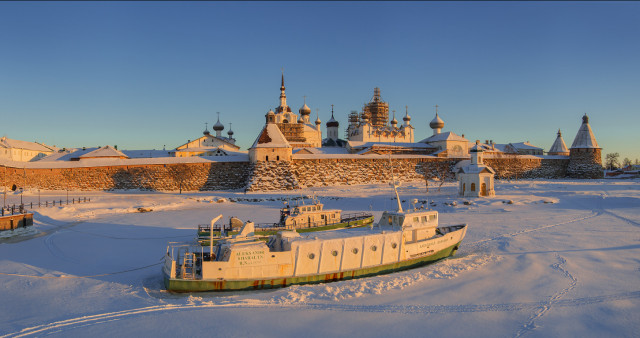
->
[213,112,225,137]
[227,123,234,137]
[265,109,276,124]
[315,113,321,126]
[299,96,311,123]
[390,111,398,127]
[326,104,339,141]
[203,122,210,135]
[403,106,411,126]
[430,105,445,135]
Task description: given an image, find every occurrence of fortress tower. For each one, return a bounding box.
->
[567,114,603,178]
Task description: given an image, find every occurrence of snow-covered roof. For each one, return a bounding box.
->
[548,130,569,154]
[175,134,239,151]
[347,141,435,150]
[510,142,542,151]
[571,115,600,149]
[321,138,348,148]
[39,148,97,161]
[456,160,496,175]
[0,137,56,152]
[293,153,440,160]
[469,143,504,153]
[492,144,512,153]
[250,124,291,149]
[122,150,172,158]
[79,145,129,159]
[419,131,468,143]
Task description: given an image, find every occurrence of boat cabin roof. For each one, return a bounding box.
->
[379,209,439,229]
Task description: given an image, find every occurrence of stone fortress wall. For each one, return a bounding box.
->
[1,155,576,192]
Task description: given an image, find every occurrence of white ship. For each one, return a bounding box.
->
[163,182,467,292]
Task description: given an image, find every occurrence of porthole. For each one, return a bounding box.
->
[352,248,359,254]
[331,250,338,256]
[371,245,377,252]
[308,253,315,259]
[391,243,398,249]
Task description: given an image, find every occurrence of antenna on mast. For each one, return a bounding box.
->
[388,154,403,213]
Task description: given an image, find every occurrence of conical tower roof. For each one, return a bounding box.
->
[548,129,569,155]
[570,114,600,149]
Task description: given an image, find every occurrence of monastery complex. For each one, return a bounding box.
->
[0,74,605,192]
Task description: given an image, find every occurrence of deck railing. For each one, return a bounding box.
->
[198,212,374,234]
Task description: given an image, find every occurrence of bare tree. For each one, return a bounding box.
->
[422,161,451,193]
[605,153,620,170]
[622,157,632,167]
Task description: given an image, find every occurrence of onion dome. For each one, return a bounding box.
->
[227,123,234,137]
[299,97,312,116]
[430,113,445,130]
[297,116,304,124]
[326,108,339,128]
[299,103,311,115]
[213,112,224,131]
[315,115,321,125]
[203,123,210,135]
[390,112,398,126]
[403,106,411,122]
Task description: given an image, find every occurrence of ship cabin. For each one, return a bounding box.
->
[377,209,440,243]
[280,202,341,229]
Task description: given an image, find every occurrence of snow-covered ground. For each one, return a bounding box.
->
[1,179,639,337]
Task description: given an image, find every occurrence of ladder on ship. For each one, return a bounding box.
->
[180,252,196,280]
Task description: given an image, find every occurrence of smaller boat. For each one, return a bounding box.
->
[197,198,373,244]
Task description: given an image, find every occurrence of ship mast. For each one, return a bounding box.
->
[388,154,403,213]
[210,214,223,260]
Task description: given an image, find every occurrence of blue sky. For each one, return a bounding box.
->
[1,2,639,161]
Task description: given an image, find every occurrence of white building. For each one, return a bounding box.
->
[249,114,293,162]
[0,136,56,162]
[457,142,496,197]
[419,109,468,157]
[171,113,241,157]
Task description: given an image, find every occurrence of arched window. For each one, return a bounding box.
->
[481,183,487,196]
[463,183,466,192]
[277,156,280,161]
[265,155,269,161]
[471,183,476,191]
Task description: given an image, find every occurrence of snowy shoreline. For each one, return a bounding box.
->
[1,179,639,337]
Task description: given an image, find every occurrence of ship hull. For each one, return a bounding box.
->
[164,240,461,292]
